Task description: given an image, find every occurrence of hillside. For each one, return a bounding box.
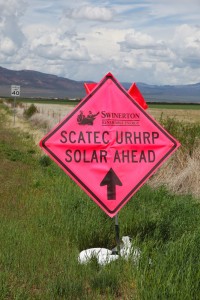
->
[0,66,85,98]
[0,66,199,103]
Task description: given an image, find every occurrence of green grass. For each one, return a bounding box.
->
[4,97,80,106]
[159,116,200,156]
[148,103,200,110]
[5,97,200,110]
[0,103,200,299]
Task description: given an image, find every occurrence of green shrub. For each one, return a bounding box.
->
[5,98,14,107]
[39,155,52,167]
[159,115,200,155]
[23,104,38,119]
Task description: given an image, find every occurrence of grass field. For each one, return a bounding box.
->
[4,97,80,106]
[4,97,200,108]
[4,97,200,127]
[148,103,200,110]
[0,102,200,299]
[148,103,200,124]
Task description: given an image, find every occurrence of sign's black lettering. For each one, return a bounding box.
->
[113,149,155,163]
[65,149,108,163]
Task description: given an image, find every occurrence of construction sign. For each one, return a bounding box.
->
[39,72,180,217]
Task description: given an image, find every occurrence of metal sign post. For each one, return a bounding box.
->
[13,96,16,125]
[115,213,120,255]
[11,85,20,125]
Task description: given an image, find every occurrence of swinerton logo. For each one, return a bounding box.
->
[77,110,140,126]
[77,111,99,125]
[101,111,140,126]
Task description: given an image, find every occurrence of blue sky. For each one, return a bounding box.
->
[0,0,200,84]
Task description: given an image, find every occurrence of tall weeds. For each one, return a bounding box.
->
[150,116,200,198]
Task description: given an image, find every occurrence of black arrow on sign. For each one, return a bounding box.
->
[100,168,122,200]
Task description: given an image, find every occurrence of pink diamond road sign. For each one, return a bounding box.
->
[39,72,180,217]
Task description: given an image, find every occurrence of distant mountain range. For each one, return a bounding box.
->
[0,66,199,103]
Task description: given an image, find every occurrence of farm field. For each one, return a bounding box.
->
[0,101,200,299]
[12,101,200,137]
[148,105,200,123]
[4,96,199,132]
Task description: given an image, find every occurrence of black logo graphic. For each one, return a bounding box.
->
[77,110,99,125]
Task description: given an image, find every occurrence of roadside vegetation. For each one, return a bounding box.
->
[149,114,200,197]
[23,103,38,119]
[3,97,81,106]
[0,102,200,299]
[148,103,200,110]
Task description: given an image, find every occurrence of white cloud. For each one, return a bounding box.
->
[0,0,200,85]
[119,30,165,50]
[0,0,27,60]
[0,0,27,17]
[172,24,200,66]
[0,37,17,55]
[65,5,114,22]
[25,21,90,63]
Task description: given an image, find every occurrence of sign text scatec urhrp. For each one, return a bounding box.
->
[59,129,159,164]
